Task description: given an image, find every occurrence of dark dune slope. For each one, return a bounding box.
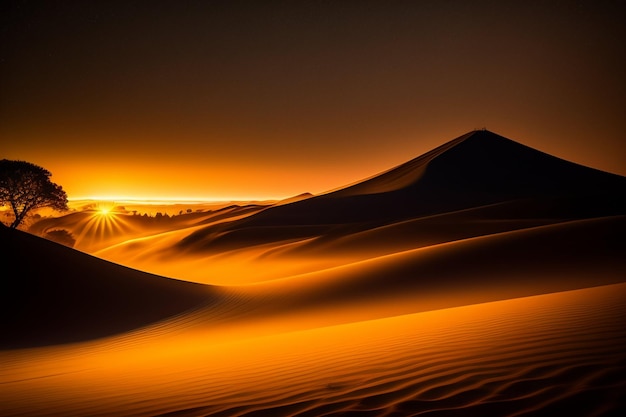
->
[0,224,215,349]
[240,129,626,224]
[179,130,626,252]
[228,216,626,328]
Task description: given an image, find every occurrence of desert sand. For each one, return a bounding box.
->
[2,130,625,416]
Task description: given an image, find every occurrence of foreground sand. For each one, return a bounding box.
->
[2,283,625,416]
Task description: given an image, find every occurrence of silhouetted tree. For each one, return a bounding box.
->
[0,159,68,229]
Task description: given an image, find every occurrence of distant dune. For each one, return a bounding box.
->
[3,130,625,416]
[273,192,315,206]
[5,213,625,349]
[27,202,271,253]
[196,129,625,230]
[60,130,624,284]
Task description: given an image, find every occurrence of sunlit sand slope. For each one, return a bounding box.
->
[219,215,626,329]
[92,205,625,286]
[27,203,268,252]
[4,216,624,350]
[2,283,625,416]
[81,130,626,284]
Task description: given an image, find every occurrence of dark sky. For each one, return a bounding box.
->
[1,1,625,200]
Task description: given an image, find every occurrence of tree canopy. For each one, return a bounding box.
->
[0,159,68,229]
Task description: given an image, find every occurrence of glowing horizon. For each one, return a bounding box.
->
[68,195,289,205]
[3,2,625,204]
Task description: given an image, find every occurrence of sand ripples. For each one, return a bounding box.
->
[2,284,624,416]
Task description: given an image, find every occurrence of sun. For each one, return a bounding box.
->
[70,201,133,250]
[94,203,116,217]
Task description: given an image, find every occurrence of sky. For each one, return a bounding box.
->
[1,1,625,201]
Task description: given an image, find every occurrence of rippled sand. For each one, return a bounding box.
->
[2,283,624,416]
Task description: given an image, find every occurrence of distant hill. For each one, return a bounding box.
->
[178,130,626,252]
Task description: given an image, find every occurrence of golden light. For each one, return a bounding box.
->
[62,201,137,252]
[94,202,116,217]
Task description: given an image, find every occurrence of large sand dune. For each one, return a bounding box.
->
[5,213,625,348]
[3,130,626,415]
[31,130,623,285]
[189,129,625,230]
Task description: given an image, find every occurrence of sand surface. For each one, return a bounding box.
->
[4,130,625,416]
[2,214,625,415]
[2,283,625,416]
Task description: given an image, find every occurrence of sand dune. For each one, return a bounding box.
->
[2,282,625,416]
[3,129,625,416]
[191,130,625,232]
[93,203,625,286]
[87,130,625,283]
[27,203,269,253]
[3,215,624,347]
[25,130,626,286]
[0,224,216,349]
[228,216,626,326]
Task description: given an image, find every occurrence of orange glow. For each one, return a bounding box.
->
[2,2,625,202]
[5,125,624,203]
[3,4,625,416]
[97,207,112,216]
[2,283,625,416]
[50,205,137,252]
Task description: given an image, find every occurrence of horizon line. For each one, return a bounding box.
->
[68,196,287,204]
